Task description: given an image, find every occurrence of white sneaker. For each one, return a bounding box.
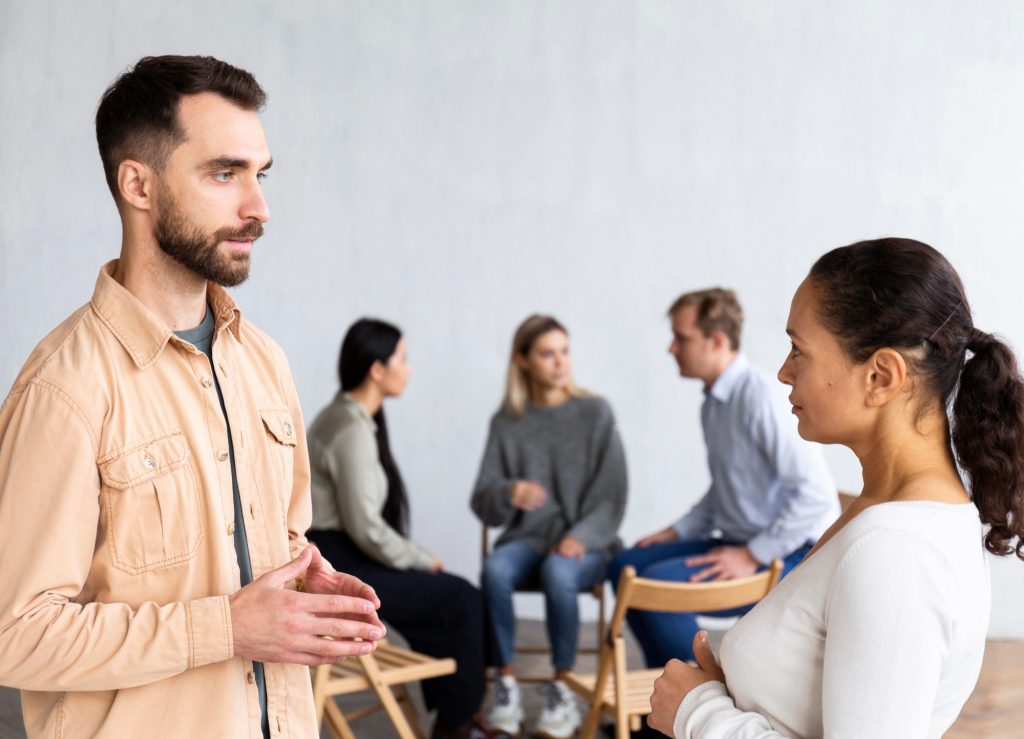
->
[486,675,523,735]
[534,680,580,739]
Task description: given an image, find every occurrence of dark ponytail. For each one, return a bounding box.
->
[809,238,1024,558]
[338,318,410,536]
[952,328,1024,557]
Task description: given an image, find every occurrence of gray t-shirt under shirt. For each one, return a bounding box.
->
[175,307,269,739]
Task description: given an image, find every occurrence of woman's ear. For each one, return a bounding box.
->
[864,348,908,407]
[513,353,529,371]
[366,359,386,384]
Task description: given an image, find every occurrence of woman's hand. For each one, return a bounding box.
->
[552,535,585,560]
[648,631,725,736]
[430,556,444,573]
[509,480,547,511]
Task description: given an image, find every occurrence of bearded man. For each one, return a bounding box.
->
[0,56,385,738]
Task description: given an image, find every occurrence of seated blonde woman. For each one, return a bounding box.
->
[472,315,628,738]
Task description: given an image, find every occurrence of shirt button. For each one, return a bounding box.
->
[216,449,229,462]
[227,522,236,536]
[201,376,213,389]
[283,422,293,436]
[143,455,157,470]
[247,670,255,684]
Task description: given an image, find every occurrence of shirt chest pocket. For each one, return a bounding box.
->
[99,431,203,575]
[259,408,298,502]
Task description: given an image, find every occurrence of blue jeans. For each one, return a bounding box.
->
[481,539,607,670]
[607,539,812,667]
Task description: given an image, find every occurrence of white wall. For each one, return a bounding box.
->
[2,0,1023,636]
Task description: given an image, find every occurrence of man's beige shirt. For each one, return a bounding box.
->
[0,262,318,737]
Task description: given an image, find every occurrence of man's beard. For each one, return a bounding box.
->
[154,191,263,288]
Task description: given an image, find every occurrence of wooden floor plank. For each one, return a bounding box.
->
[945,640,1024,738]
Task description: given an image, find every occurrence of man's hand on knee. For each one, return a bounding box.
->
[635,526,680,548]
[229,547,386,666]
[684,545,759,582]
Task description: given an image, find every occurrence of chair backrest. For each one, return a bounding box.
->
[608,560,783,640]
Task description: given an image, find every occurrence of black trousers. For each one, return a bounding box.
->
[308,529,487,730]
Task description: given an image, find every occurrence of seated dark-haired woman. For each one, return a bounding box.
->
[307,318,500,739]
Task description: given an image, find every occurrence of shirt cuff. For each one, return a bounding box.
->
[745,534,778,565]
[411,546,436,571]
[672,518,697,540]
[186,595,234,669]
[674,680,729,738]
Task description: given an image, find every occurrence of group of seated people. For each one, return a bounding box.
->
[301,236,1015,736]
[5,52,1019,739]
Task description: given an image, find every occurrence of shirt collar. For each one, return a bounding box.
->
[90,259,245,370]
[340,392,378,432]
[705,353,750,403]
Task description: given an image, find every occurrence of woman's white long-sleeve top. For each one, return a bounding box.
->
[675,501,989,739]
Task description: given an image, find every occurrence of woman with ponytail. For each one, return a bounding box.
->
[649,238,1024,738]
[307,319,501,739]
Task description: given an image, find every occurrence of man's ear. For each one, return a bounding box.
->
[864,348,907,407]
[117,159,155,211]
[711,330,730,352]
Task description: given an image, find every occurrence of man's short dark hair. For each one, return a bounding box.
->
[95,55,266,202]
[668,287,744,350]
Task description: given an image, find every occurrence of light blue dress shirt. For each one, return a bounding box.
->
[672,354,840,563]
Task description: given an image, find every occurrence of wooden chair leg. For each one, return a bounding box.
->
[360,654,419,739]
[613,639,629,739]
[580,698,605,739]
[311,664,331,729]
[395,683,428,739]
[615,713,629,739]
[324,699,358,739]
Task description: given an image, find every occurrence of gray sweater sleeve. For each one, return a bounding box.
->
[470,415,518,527]
[565,404,628,551]
[321,425,434,571]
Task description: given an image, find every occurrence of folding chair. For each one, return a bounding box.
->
[481,526,605,682]
[565,560,783,739]
[312,639,457,739]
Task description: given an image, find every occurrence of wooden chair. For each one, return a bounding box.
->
[565,560,783,739]
[482,526,606,682]
[311,639,456,739]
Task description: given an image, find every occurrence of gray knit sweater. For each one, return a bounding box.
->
[471,395,628,556]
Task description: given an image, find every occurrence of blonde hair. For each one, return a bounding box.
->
[501,314,589,418]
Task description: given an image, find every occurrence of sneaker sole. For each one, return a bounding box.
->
[532,723,581,739]
[488,719,524,737]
